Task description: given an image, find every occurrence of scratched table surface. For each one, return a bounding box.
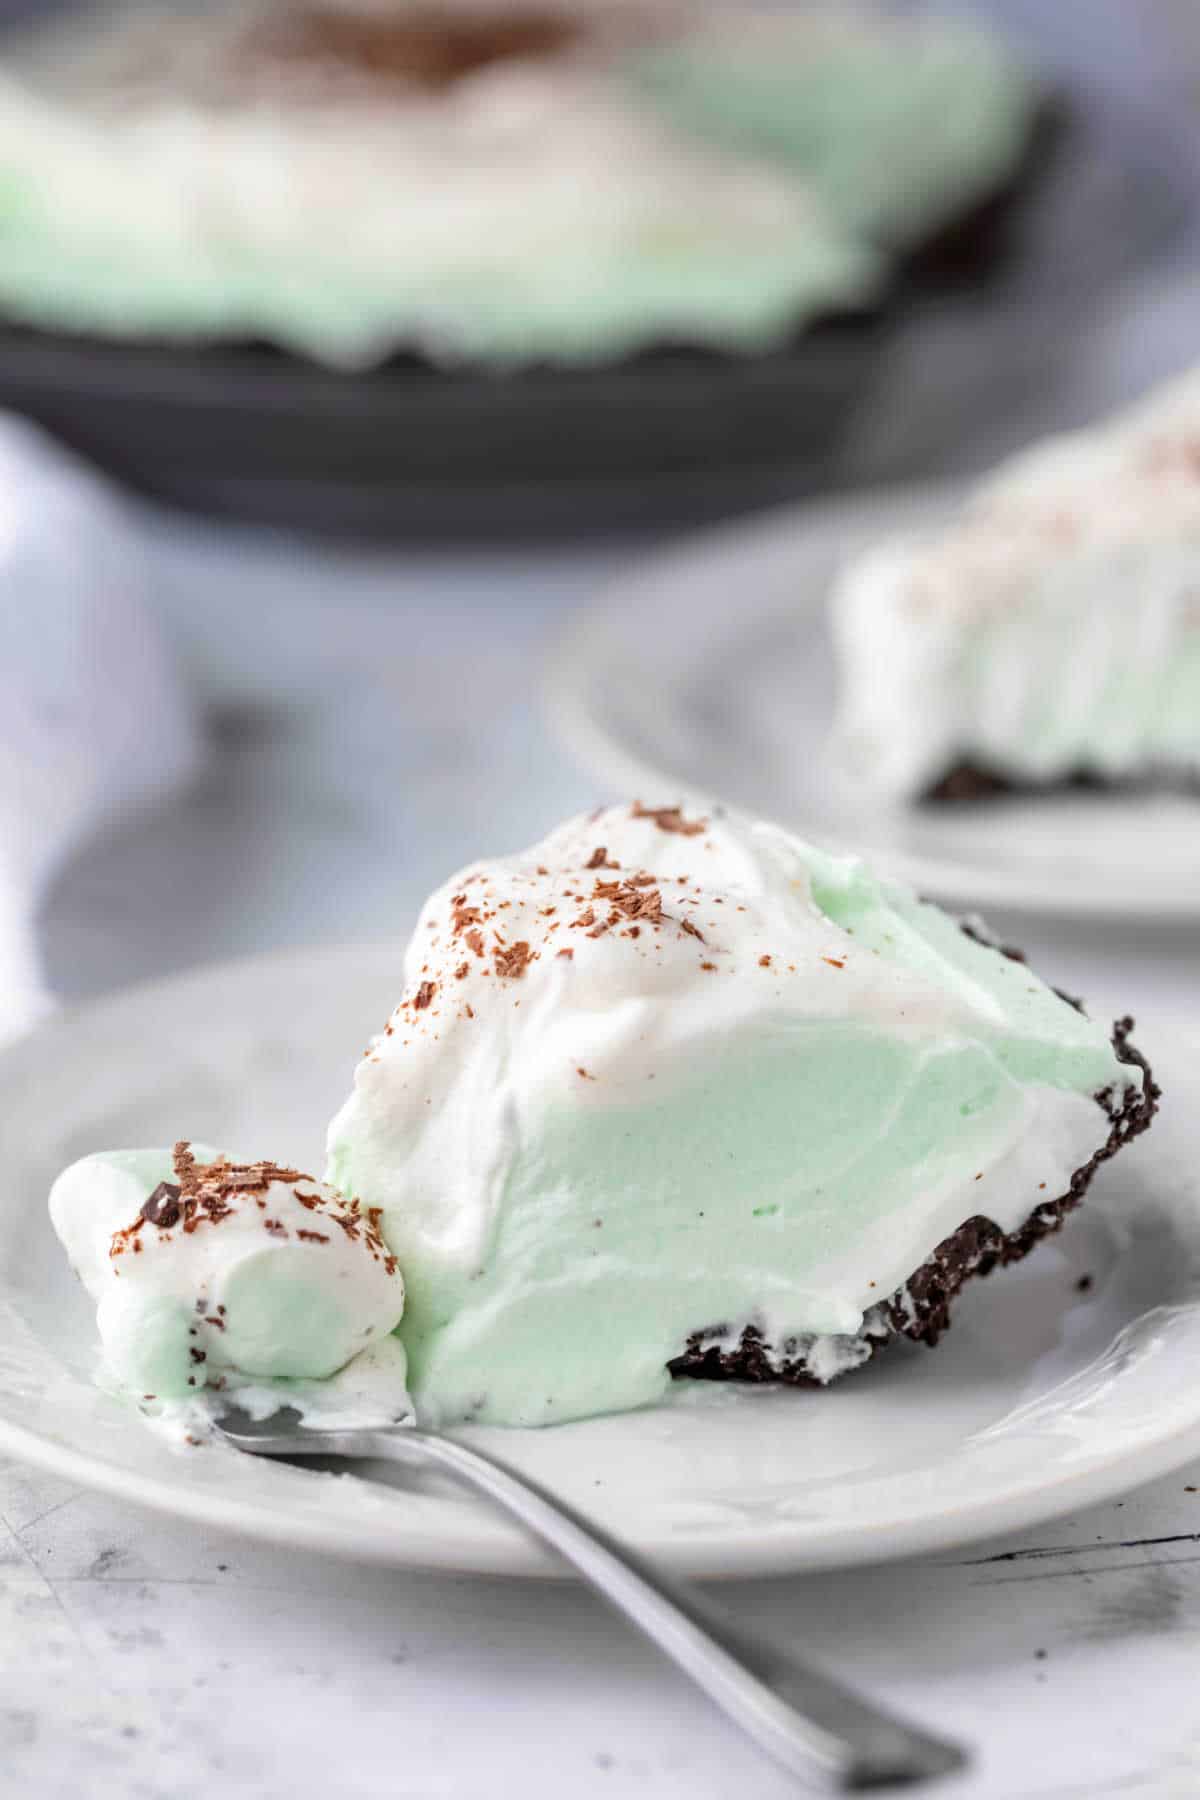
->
[8,4,1200,1793]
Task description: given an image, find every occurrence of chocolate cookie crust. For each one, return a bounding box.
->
[924,759,1200,804]
[669,1014,1158,1390]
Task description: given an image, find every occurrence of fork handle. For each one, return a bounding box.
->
[365,1426,965,1792]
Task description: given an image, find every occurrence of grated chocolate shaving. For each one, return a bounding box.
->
[109,1144,403,1282]
[244,8,582,93]
[450,896,482,936]
[631,801,707,837]
[588,876,664,929]
[141,1182,182,1229]
[494,939,534,980]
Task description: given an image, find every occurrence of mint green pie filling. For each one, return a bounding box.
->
[0,208,879,368]
[624,24,1037,247]
[326,845,1133,1429]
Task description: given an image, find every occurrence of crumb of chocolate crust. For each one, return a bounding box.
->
[413,980,437,1010]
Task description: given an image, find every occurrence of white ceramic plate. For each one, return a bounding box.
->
[2,943,1197,1578]
[546,485,1200,920]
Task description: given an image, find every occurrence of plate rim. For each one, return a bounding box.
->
[6,1401,1200,1582]
[544,480,1200,923]
[3,942,1200,1580]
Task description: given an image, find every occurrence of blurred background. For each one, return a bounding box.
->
[1,0,1198,1033]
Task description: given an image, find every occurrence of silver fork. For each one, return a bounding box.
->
[214,1407,966,1792]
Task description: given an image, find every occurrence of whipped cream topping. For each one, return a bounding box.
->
[829,366,1200,800]
[50,1143,406,1405]
[327,803,1138,1427]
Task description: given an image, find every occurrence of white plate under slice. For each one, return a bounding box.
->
[546,483,1200,922]
[1,942,1197,1578]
